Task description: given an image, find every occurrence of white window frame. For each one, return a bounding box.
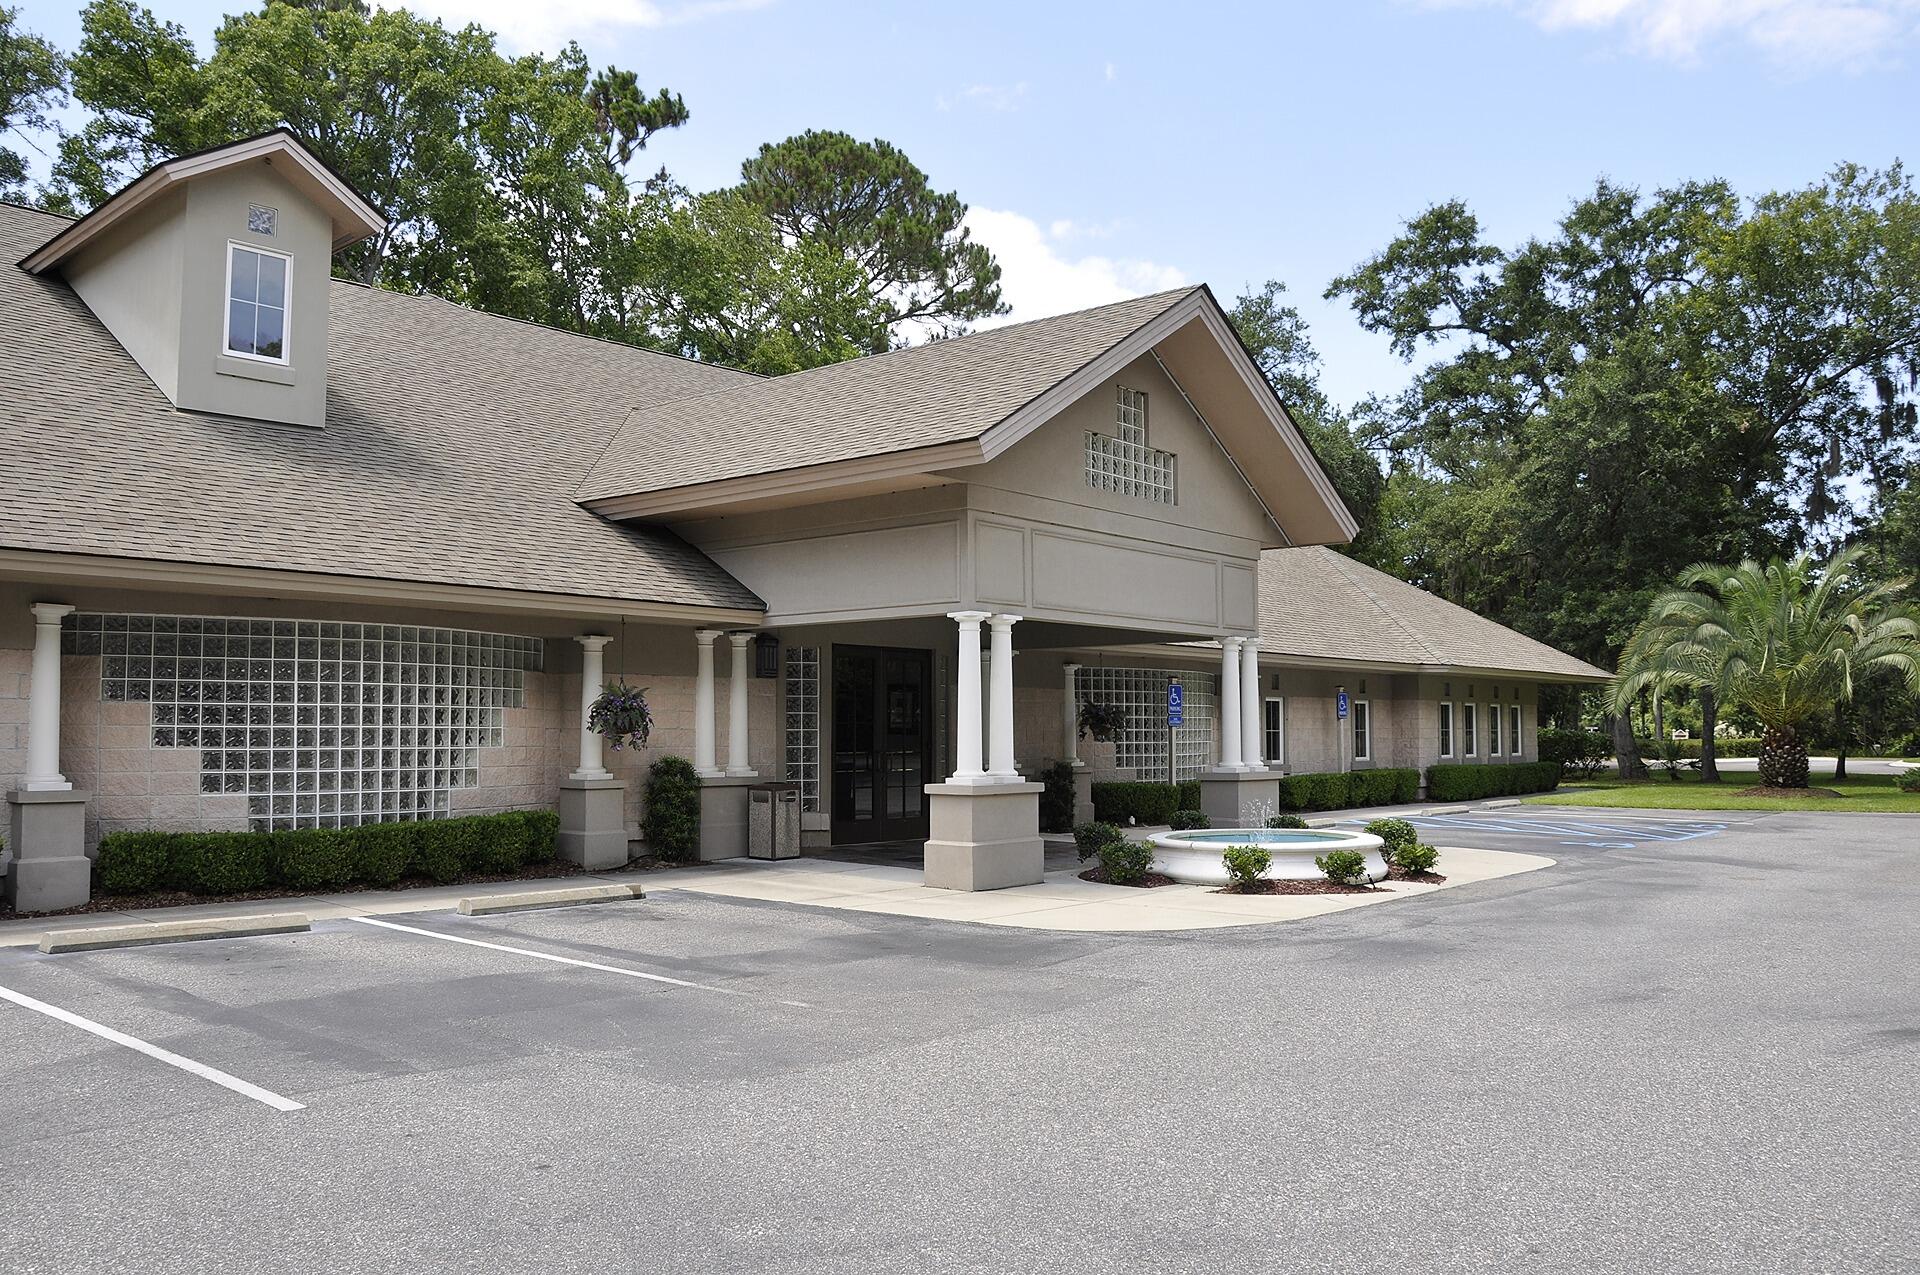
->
[223,241,292,365]
[1510,704,1524,756]
[1264,695,1286,767]
[1439,701,1454,758]
[1486,703,1500,758]
[1463,703,1478,757]
[1351,698,1371,762]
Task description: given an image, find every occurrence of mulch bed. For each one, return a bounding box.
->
[1735,786,1844,799]
[1078,868,1179,888]
[1389,868,1447,884]
[0,855,695,922]
[1216,878,1384,895]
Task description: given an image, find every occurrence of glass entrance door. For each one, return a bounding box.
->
[831,646,931,844]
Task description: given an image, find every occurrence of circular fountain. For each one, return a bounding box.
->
[1147,827,1389,885]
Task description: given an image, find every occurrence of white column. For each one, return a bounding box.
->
[1062,662,1083,768]
[1240,639,1263,771]
[979,649,992,764]
[1217,636,1244,771]
[949,611,989,782]
[23,602,74,791]
[571,635,614,781]
[987,614,1020,779]
[692,629,722,778]
[725,631,756,777]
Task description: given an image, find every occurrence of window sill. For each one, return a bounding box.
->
[215,354,296,386]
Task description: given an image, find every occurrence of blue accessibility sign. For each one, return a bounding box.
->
[1167,680,1184,727]
[1336,690,1350,720]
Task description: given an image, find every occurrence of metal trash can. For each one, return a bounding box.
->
[748,782,802,860]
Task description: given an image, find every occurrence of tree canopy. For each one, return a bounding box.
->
[0,5,64,199]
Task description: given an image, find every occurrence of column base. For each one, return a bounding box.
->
[557,778,627,869]
[1198,771,1282,828]
[923,781,1044,892]
[697,775,757,862]
[6,790,92,913]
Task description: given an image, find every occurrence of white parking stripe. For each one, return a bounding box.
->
[351,916,811,1008]
[0,983,304,1113]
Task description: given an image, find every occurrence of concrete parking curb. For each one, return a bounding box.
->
[38,913,311,954]
[456,883,645,916]
[1422,806,1471,816]
[1480,799,1522,809]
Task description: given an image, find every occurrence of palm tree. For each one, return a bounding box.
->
[1609,547,1920,789]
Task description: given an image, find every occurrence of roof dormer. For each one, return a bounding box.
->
[20,130,384,429]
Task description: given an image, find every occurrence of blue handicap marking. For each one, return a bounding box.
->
[1167,681,1184,727]
[1336,690,1349,720]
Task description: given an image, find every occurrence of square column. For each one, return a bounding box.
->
[725,631,757,777]
[1215,636,1245,772]
[924,780,1044,891]
[1062,662,1083,768]
[987,614,1020,779]
[1240,639,1264,771]
[23,602,74,791]
[947,611,989,783]
[6,789,91,913]
[692,629,722,778]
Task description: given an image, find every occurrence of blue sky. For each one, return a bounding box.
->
[14,0,1918,405]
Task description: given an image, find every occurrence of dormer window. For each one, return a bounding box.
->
[1085,385,1176,503]
[225,243,289,363]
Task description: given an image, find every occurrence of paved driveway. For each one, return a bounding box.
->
[1,809,1915,1273]
[1334,807,1737,850]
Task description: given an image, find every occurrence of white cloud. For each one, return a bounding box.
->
[1104,60,1118,81]
[937,82,1030,112]
[964,208,1187,325]
[1425,0,1920,69]
[390,0,774,53]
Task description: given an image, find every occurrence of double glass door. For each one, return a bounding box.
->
[831,646,931,844]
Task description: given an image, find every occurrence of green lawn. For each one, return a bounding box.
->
[1530,769,1920,813]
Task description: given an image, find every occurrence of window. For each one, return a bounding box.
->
[1351,699,1371,761]
[1439,701,1454,757]
[1486,704,1500,757]
[1085,385,1176,503]
[1264,696,1286,766]
[783,646,821,812]
[1463,703,1478,757]
[226,243,289,362]
[1510,704,1524,756]
[1074,665,1217,780]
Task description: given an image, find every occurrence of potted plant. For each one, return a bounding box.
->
[1078,699,1128,743]
[587,680,653,751]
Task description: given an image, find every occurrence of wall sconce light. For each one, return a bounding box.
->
[754,633,780,679]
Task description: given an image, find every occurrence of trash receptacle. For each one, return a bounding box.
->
[748,782,802,860]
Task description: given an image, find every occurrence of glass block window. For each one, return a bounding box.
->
[1074,666,1217,780]
[783,645,820,812]
[1085,385,1175,503]
[63,614,542,832]
[226,243,289,361]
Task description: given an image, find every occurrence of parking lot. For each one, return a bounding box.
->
[1334,807,1737,851]
[2,807,1917,1273]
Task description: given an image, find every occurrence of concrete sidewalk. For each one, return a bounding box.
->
[0,842,1555,944]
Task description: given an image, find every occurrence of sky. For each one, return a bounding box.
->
[12,0,1919,406]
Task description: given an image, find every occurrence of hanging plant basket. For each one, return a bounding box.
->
[588,681,653,752]
[1078,699,1128,743]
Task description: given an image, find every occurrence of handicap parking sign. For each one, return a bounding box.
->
[1336,690,1349,719]
[1167,680,1184,727]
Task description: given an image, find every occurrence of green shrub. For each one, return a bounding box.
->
[1315,847,1368,885]
[1899,768,1920,793]
[271,828,357,892]
[1425,762,1562,802]
[1396,842,1440,874]
[644,755,702,862]
[351,823,418,887]
[1539,728,1612,778]
[1168,809,1209,831]
[170,831,273,894]
[516,808,560,864]
[95,831,173,895]
[1091,781,1183,826]
[1178,779,1203,811]
[1633,735,1765,760]
[1073,821,1126,862]
[1266,814,1309,829]
[1273,768,1420,812]
[413,817,478,883]
[1099,839,1155,885]
[1364,818,1419,864]
[1037,761,1077,834]
[1221,844,1271,890]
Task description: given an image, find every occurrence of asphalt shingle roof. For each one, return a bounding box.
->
[0,202,764,612]
[1259,547,1608,680]
[577,287,1204,500]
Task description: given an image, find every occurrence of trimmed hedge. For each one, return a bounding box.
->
[1424,762,1562,802]
[94,809,561,898]
[1636,736,1764,760]
[1273,768,1419,812]
[1092,780,1203,826]
[643,756,703,862]
[1037,761,1076,834]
